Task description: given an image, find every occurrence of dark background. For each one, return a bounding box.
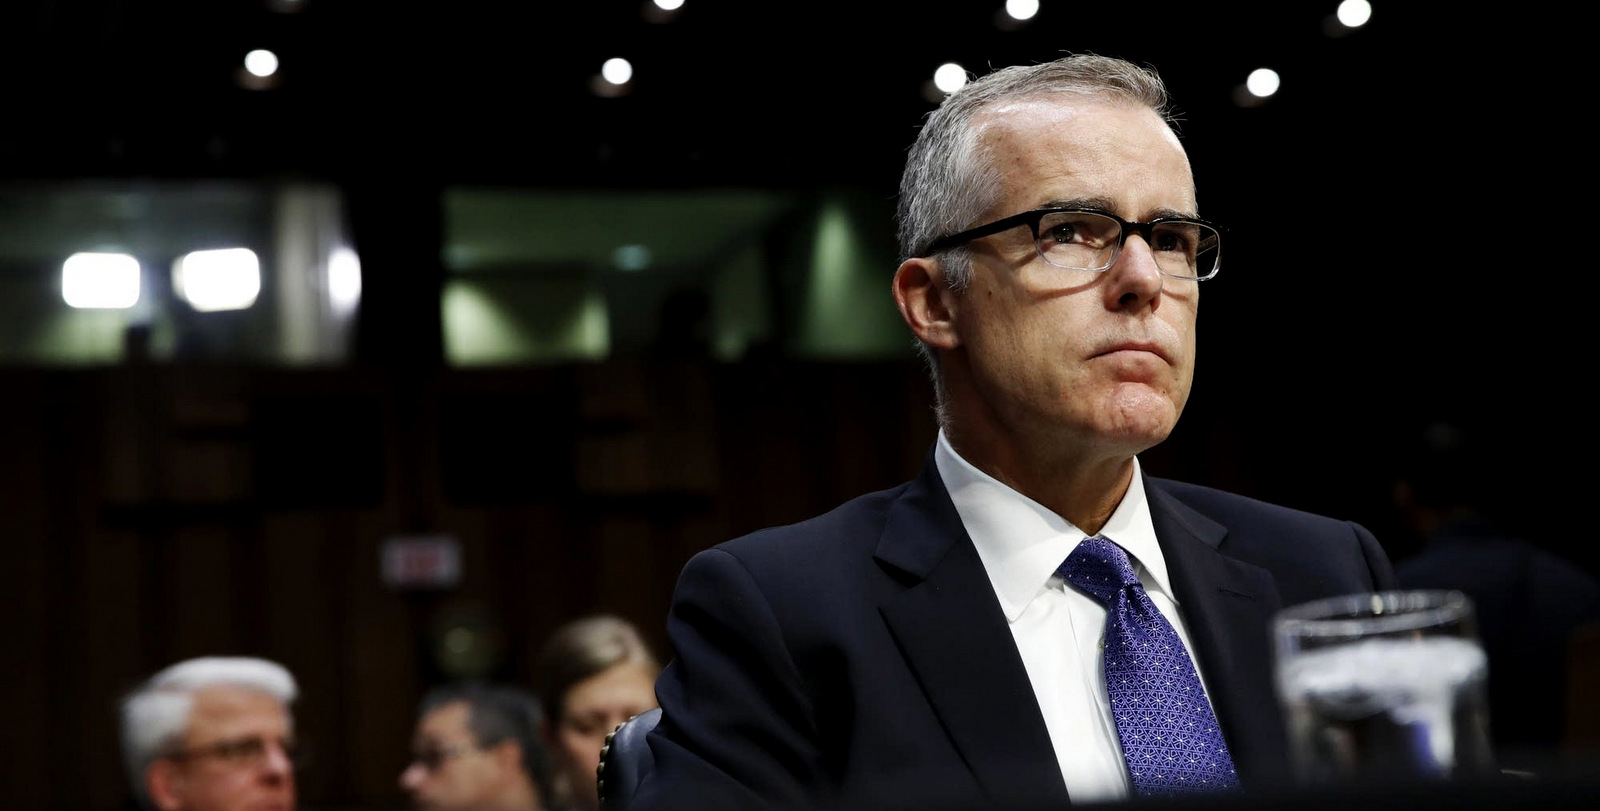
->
[2,2,1588,809]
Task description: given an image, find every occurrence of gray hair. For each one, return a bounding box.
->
[895,53,1178,410]
[119,656,298,809]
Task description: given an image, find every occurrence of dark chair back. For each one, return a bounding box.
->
[597,706,661,811]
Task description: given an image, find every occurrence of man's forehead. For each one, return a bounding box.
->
[977,93,1184,158]
[188,685,289,731]
[976,97,1194,214]
[980,93,1163,132]
[418,699,474,737]
[191,684,285,711]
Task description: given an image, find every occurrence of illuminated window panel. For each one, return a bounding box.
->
[173,247,261,312]
[62,252,141,309]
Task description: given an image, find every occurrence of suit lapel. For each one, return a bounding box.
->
[874,459,1070,809]
[1145,478,1291,785]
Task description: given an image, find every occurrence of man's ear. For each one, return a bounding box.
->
[893,257,961,350]
[146,760,184,811]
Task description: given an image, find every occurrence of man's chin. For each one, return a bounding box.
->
[1098,388,1180,442]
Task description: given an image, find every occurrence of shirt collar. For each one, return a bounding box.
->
[934,428,1177,621]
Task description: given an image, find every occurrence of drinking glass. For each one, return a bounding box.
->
[1272,590,1496,787]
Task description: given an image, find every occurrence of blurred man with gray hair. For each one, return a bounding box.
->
[119,656,300,811]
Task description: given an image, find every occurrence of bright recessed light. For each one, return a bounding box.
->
[653,0,685,10]
[1336,0,1372,28]
[244,49,279,78]
[933,63,968,94]
[1005,0,1040,21]
[62,252,141,309]
[173,248,261,312]
[601,58,633,85]
[1246,68,1281,98]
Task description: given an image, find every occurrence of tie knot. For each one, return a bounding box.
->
[1059,536,1141,605]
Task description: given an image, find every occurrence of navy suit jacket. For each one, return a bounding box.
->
[635,452,1396,811]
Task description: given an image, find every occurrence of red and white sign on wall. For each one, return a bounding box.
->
[380,534,462,590]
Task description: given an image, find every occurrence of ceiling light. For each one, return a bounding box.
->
[1336,0,1373,28]
[244,49,280,78]
[601,58,634,86]
[1246,68,1281,98]
[1004,0,1040,21]
[933,63,968,94]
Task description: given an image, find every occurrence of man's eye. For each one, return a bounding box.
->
[1043,223,1078,244]
[1153,224,1200,254]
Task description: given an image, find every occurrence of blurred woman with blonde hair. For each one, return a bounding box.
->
[533,614,660,811]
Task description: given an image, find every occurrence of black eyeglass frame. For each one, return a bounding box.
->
[917,206,1224,281]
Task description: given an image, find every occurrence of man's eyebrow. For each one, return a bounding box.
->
[1039,196,1117,211]
[1038,198,1199,221]
[1146,206,1199,220]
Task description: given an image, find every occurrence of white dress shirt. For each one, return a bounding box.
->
[933,429,1219,804]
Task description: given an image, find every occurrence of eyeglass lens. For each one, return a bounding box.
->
[175,735,306,768]
[411,743,473,770]
[1037,211,1218,278]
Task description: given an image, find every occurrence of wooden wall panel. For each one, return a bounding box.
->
[260,510,347,803]
[166,527,241,656]
[82,530,148,811]
[1,359,941,810]
[6,483,57,809]
[339,509,422,806]
[592,516,659,628]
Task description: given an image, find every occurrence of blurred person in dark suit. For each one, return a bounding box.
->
[119,656,300,811]
[533,614,661,811]
[399,680,556,811]
[1392,419,1600,769]
[633,53,1397,811]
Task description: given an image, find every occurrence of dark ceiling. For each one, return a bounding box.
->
[0,2,1557,368]
[0,1,1513,196]
[0,2,1581,555]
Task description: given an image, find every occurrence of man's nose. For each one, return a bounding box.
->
[262,739,295,774]
[399,761,425,791]
[1106,234,1164,304]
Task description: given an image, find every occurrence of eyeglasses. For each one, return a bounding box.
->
[164,734,308,770]
[919,207,1222,281]
[408,742,482,771]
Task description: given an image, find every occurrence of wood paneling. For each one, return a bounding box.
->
[1,359,938,810]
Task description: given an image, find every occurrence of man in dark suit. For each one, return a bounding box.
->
[633,54,1395,811]
[1390,419,1600,770]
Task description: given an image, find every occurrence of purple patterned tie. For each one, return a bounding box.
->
[1059,536,1240,797]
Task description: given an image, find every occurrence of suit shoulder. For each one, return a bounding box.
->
[1147,476,1355,531]
[713,479,914,558]
[1148,475,1395,595]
